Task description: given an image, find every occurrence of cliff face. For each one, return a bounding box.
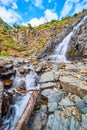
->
[67,19,87,60]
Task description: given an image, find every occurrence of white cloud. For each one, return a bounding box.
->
[0,0,18,9]
[23,9,58,27]
[74,0,87,13]
[0,6,22,24]
[35,0,44,9]
[60,0,87,19]
[48,0,52,3]
[24,0,30,2]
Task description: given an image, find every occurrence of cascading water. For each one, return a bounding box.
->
[1,65,40,130]
[51,15,87,62]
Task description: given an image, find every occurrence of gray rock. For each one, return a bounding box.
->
[59,97,75,107]
[46,114,54,130]
[34,112,47,130]
[41,82,56,89]
[39,71,55,83]
[41,89,64,103]
[40,105,47,113]
[76,99,87,114]
[70,116,80,130]
[81,114,87,129]
[48,92,64,103]
[48,102,57,112]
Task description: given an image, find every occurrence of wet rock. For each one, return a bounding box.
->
[39,71,55,83]
[15,80,26,90]
[0,81,4,119]
[59,97,75,107]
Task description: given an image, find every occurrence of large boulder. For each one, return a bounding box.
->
[59,76,87,97]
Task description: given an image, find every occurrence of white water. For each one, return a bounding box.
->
[51,15,87,62]
[1,65,40,130]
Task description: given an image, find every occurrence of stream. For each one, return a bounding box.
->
[1,64,40,130]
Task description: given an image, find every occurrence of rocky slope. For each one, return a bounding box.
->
[0,11,87,59]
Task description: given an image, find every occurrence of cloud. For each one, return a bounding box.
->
[0,0,18,9]
[35,0,44,9]
[74,0,87,13]
[60,0,87,19]
[0,6,22,24]
[24,0,30,2]
[23,9,58,27]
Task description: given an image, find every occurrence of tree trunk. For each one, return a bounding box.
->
[14,90,39,130]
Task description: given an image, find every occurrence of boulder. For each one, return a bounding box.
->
[39,71,55,83]
[59,76,87,97]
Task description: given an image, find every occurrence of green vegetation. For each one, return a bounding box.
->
[0,50,9,56]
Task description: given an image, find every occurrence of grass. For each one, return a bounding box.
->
[0,50,9,56]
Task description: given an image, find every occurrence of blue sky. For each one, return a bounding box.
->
[0,0,87,27]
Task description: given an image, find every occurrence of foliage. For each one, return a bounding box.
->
[0,50,9,56]
[13,23,20,28]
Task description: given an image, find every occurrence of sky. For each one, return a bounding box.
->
[0,0,87,27]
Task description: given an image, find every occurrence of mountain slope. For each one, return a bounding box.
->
[0,10,87,59]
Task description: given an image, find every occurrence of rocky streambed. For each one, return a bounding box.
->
[0,56,87,130]
[27,60,87,130]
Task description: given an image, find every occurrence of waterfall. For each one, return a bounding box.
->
[51,15,87,62]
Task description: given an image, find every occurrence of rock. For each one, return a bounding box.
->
[35,66,43,73]
[34,112,47,130]
[15,80,26,90]
[83,95,87,103]
[5,64,13,69]
[48,102,57,112]
[41,89,64,103]
[68,20,87,60]
[1,70,16,79]
[2,79,13,88]
[59,97,75,107]
[41,82,56,89]
[40,105,47,113]
[39,71,55,83]
[76,99,87,114]
[46,114,54,130]
[59,76,87,97]
[0,81,4,119]
[81,114,87,129]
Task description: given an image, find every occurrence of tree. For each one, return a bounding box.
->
[13,22,20,28]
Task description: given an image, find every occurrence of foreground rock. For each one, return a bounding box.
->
[59,75,87,97]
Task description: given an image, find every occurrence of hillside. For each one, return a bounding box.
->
[0,10,87,59]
